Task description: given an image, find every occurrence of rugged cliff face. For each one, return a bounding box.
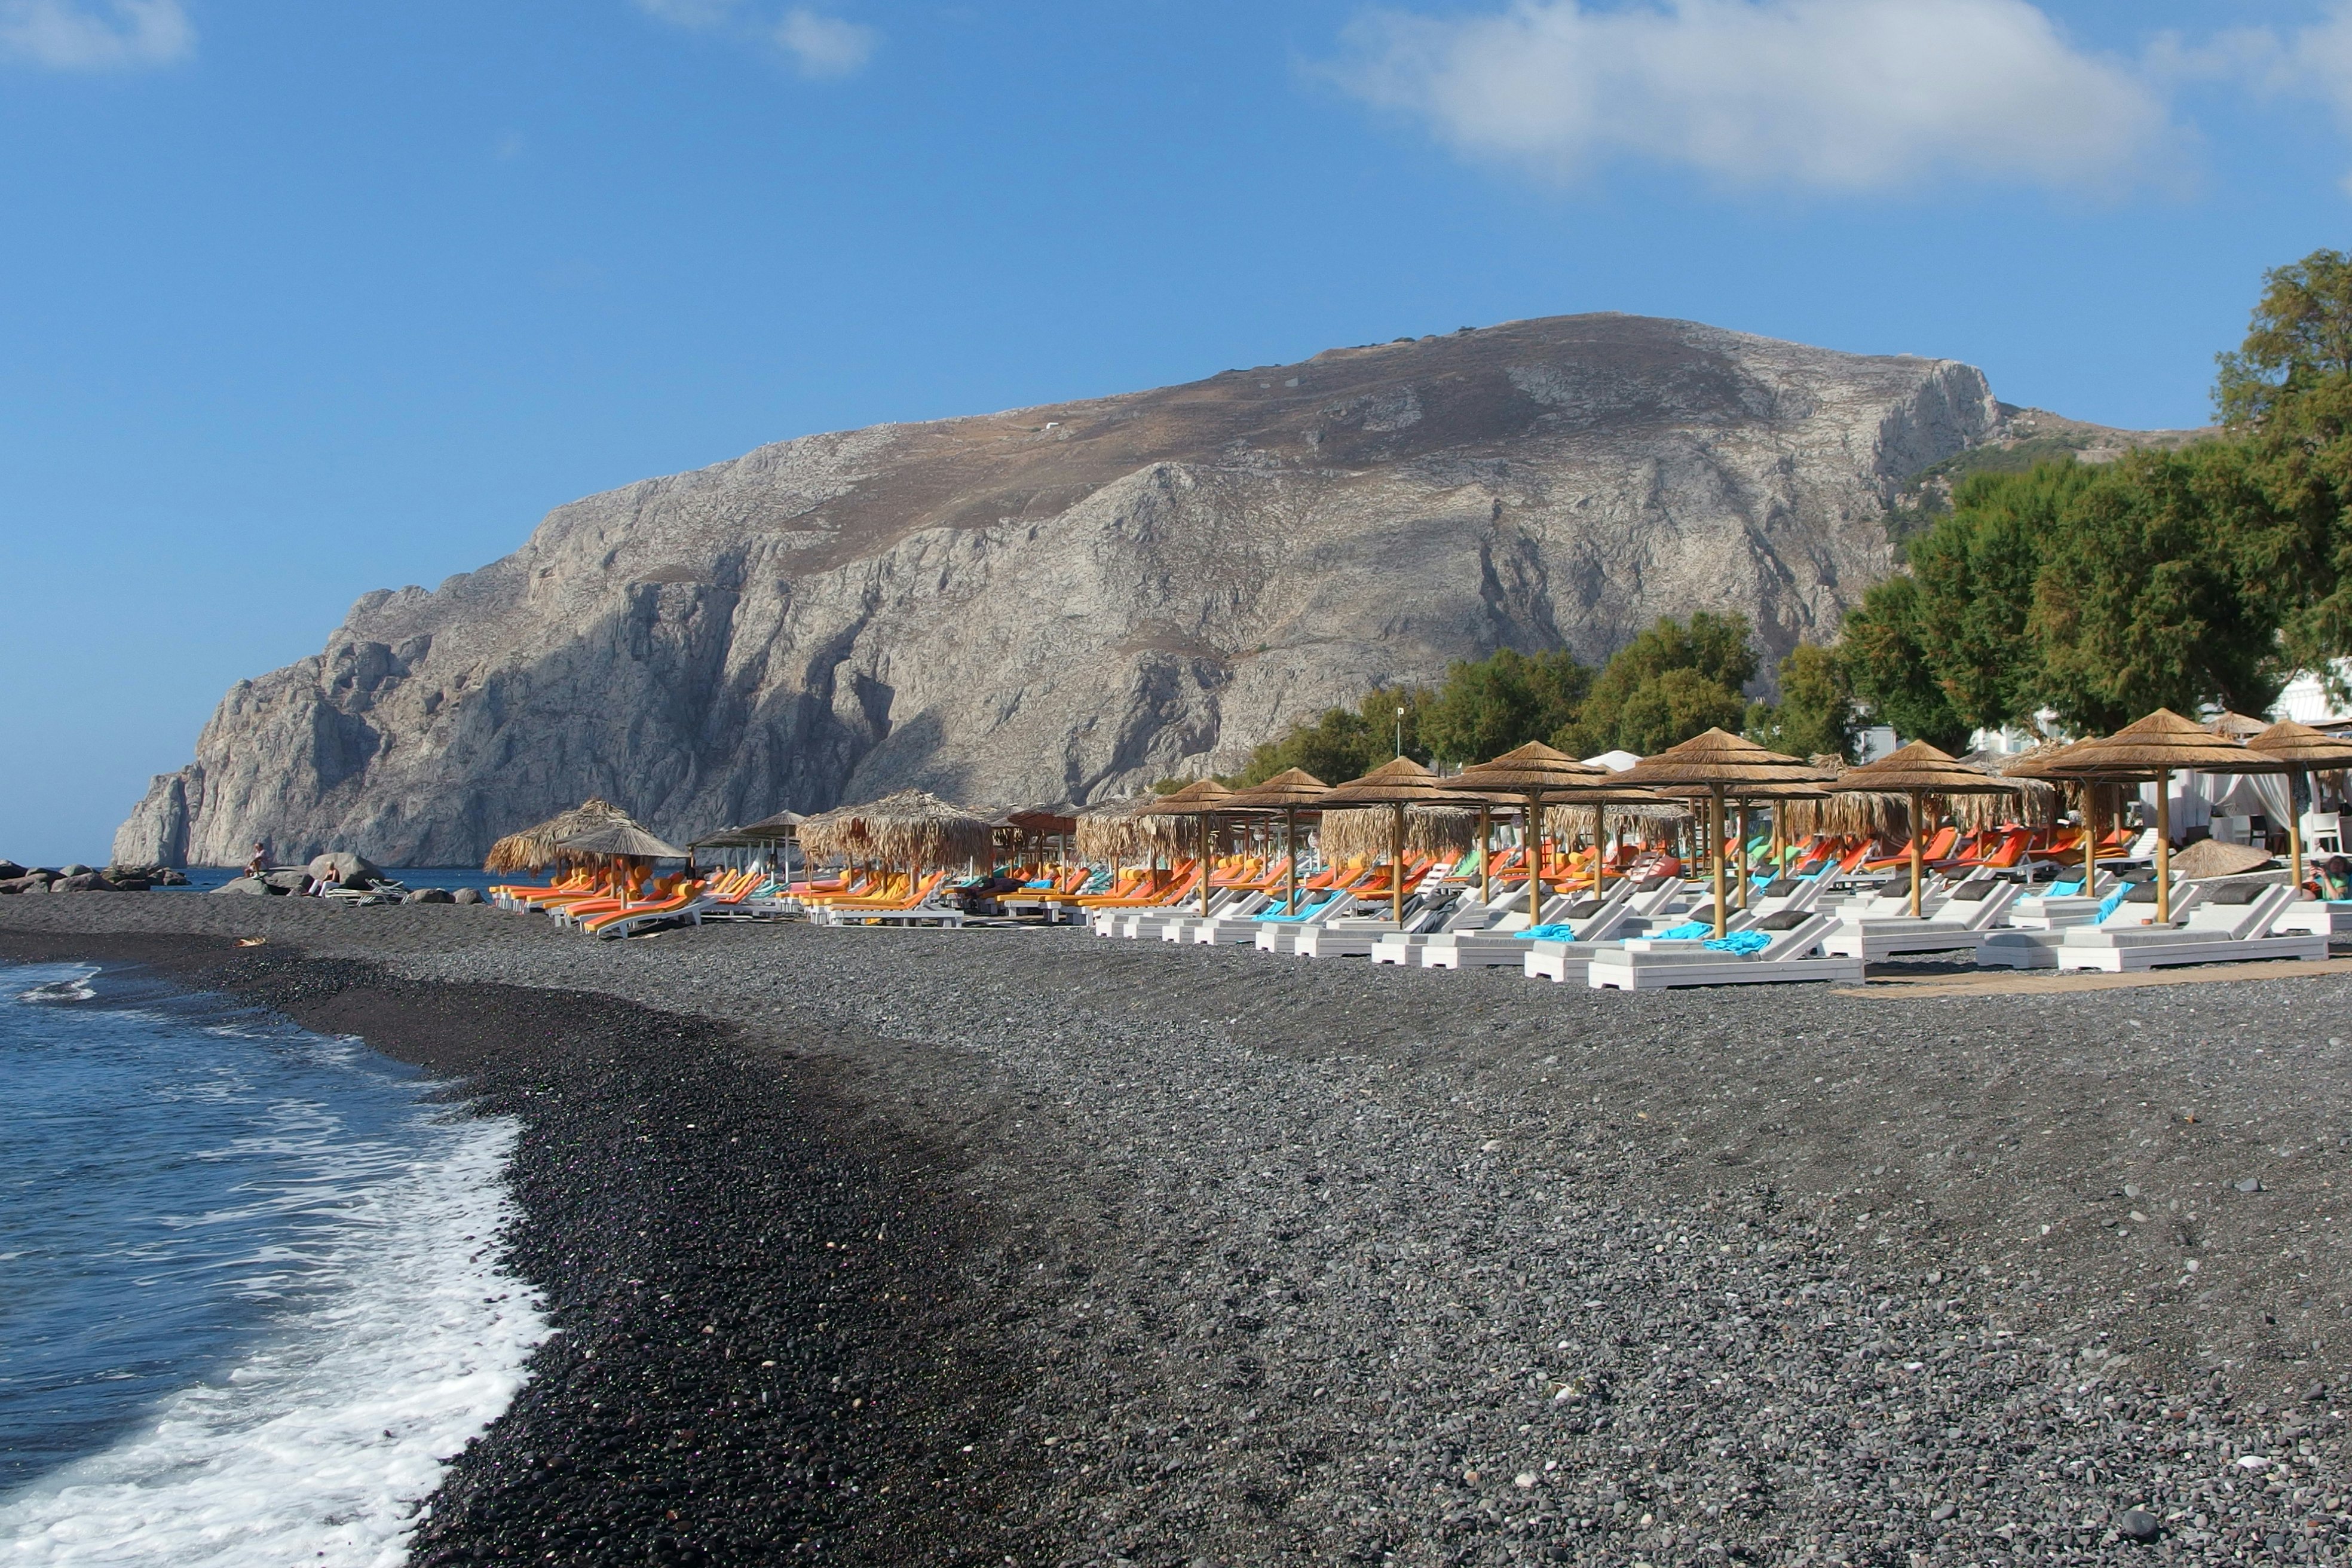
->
[115,313,1998,866]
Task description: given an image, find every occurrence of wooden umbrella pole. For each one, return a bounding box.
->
[1285,808,1299,917]
[1909,790,1925,918]
[1593,805,1607,902]
[1711,788,1729,939]
[2155,772,2173,924]
[1736,801,1752,912]
[1391,802,1406,926]
[2083,783,2097,894]
[1199,810,1212,916]
[2291,767,2308,895]
[1478,804,1493,907]
[1526,795,1543,928]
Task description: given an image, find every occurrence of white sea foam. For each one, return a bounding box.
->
[15,975,95,1003]
[0,1114,547,1565]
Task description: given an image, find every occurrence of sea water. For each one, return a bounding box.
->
[0,963,546,1565]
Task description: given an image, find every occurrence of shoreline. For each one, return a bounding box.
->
[7,898,2352,1563]
[0,929,1057,1567]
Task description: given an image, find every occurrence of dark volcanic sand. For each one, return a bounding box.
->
[7,898,2352,1566]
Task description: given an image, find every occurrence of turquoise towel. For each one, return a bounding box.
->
[2093,886,2132,923]
[2048,879,2082,896]
[1659,920,1714,939]
[1703,930,1771,955]
[1524,923,1578,941]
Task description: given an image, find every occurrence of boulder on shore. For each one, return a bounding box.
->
[211,875,274,896]
[0,860,26,881]
[57,863,91,878]
[262,869,313,892]
[452,887,483,905]
[405,887,455,904]
[53,872,123,892]
[307,851,382,890]
[0,875,50,895]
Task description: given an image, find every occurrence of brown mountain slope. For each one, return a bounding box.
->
[118,313,2001,865]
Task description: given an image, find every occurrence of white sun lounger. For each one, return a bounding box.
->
[1821,877,2023,961]
[2053,883,2327,971]
[2005,871,2119,930]
[1414,881,1641,969]
[1584,911,1862,990]
[1976,879,2206,969]
[1254,891,1370,953]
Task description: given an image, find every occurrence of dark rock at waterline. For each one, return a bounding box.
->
[105,863,183,887]
[451,887,482,905]
[210,875,275,896]
[307,851,381,890]
[262,869,312,893]
[0,876,47,895]
[51,872,124,892]
[0,861,24,881]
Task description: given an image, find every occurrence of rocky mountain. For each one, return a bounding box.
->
[116,313,1999,866]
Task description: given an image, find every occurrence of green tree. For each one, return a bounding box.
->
[1610,666,1749,754]
[1556,612,1757,755]
[1839,575,1969,751]
[1744,642,1857,760]
[2027,444,2287,731]
[1905,463,2089,732]
[1232,684,1434,785]
[2217,248,2352,682]
[1419,647,1592,764]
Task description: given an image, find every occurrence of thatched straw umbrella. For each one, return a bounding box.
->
[1320,805,1480,860]
[2247,720,2352,893]
[1437,743,1621,925]
[485,798,649,874]
[1220,768,1330,918]
[1142,779,1236,915]
[2045,709,2287,923]
[1662,779,1828,911]
[1613,730,1829,938]
[2209,711,2272,740]
[1321,757,1460,925]
[1073,798,1177,866]
[1825,742,2019,917]
[559,822,692,860]
[801,790,991,893]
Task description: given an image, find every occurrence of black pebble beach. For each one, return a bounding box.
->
[6,895,2352,1566]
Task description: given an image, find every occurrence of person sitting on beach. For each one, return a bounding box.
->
[244,843,268,878]
[2321,855,2352,901]
[953,871,1024,916]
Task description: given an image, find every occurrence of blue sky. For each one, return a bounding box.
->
[5,0,2352,862]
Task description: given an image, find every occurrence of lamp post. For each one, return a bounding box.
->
[1395,705,1406,759]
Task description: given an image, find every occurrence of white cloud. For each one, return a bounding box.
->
[631,0,742,29]
[0,0,191,69]
[1331,0,2171,195]
[632,0,876,79]
[773,8,874,78]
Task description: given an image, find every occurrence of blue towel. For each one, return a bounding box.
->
[2048,878,2082,896]
[1658,920,1714,939]
[1703,930,1771,955]
[1523,924,1579,941]
[2093,886,2131,923]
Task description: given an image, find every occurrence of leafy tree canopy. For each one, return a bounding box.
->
[1555,612,1757,756]
[2217,247,2352,682]
[1744,642,1857,760]
[1418,647,1591,765]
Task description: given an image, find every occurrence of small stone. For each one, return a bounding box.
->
[2236,1178,2263,1193]
[1514,1471,1536,1489]
[2235,1453,2268,1470]
[2123,1184,2140,1198]
[1931,1503,1956,1522]
[1462,1469,1480,1485]
[2118,1509,2161,1542]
